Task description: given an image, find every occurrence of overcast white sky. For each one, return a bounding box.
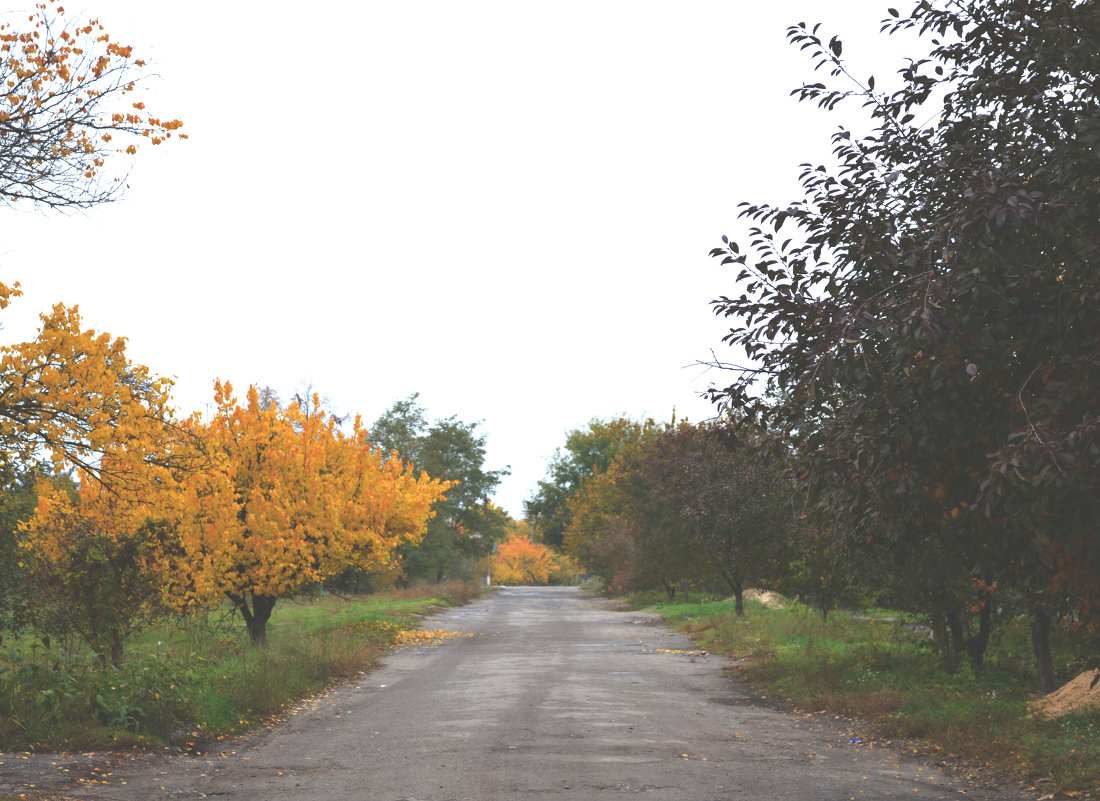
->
[0,1,910,516]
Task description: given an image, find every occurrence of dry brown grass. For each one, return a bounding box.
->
[815,690,906,717]
[387,580,484,606]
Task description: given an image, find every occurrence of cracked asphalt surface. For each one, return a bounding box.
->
[1,587,1038,800]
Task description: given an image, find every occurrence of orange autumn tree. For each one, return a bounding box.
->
[169,382,449,644]
[0,0,186,208]
[492,532,558,586]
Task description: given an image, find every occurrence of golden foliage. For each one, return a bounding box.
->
[0,299,179,481]
[492,533,558,585]
[1,283,452,648]
[18,457,174,664]
[393,628,476,646]
[166,382,451,610]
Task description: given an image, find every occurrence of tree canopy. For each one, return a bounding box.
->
[0,301,179,481]
[492,532,558,585]
[0,0,185,208]
[165,384,449,643]
[526,417,655,548]
[561,419,791,604]
[371,394,509,584]
[707,0,1100,691]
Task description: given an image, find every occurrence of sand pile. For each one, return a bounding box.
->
[743,589,787,609]
[1032,669,1100,717]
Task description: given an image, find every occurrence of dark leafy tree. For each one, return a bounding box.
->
[663,424,794,615]
[372,394,509,584]
[563,419,794,605]
[612,426,706,601]
[781,521,866,623]
[707,0,1100,691]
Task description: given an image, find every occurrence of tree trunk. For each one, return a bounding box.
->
[929,608,955,670]
[109,630,124,668]
[817,586,829,623]
[945,607,965,660]
[1031,606,1055,696]
[967,601,993,672]
[731,579,744,617]
[230,593,278,646]
[719,569,744,616]
[661,579,676,602]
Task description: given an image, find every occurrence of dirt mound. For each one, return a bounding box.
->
[1032,669,1100,717]
[743,588,787,609]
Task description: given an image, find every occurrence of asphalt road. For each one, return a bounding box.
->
[2,587,1037,800]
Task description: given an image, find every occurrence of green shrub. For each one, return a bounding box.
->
[0,583,482,750]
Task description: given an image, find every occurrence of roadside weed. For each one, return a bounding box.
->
[644,594,1099,795]
[0,583,478,751]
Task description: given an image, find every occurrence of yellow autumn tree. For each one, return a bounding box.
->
[0,0,186,208]
[18,455,174,666]
[168,382,449,644]
[492,532,558,586]
[562,463,631,586]
[0,288,194,664]
[0,298,182,481]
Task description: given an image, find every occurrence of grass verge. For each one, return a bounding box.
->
[0,581,482,752]
[644,594,1099,797]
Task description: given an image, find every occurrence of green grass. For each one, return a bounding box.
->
[0,581,481,752]
[644,594,1100,796]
